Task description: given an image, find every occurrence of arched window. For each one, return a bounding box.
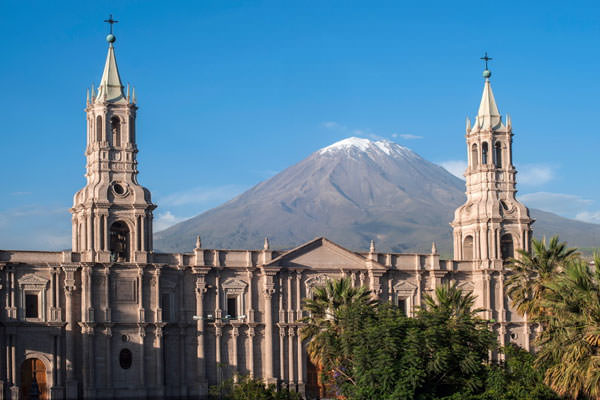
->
[495,142,502,168]
[96,115,103,142]
[501,234,514,260]
[471,143,478,168]
[463,235,474,260]
[110,221,130,262]
[482,142,489,165]
[111,116,121,147]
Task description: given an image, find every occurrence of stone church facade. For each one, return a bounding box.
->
[0,33,532,400]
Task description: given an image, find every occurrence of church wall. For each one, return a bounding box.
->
[0,245,531,399]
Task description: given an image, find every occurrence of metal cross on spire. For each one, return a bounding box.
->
[104,14,119,34]
[480,52,492,70]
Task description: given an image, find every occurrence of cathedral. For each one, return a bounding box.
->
[0,28,532,400]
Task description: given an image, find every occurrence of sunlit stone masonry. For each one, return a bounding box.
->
[0,32,532,400]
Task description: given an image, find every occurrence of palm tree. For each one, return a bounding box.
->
[422,281,483,320]
[505,236,578,319]
[534,255,600,399]
[299,277,377,386]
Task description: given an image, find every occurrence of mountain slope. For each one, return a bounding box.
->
[154,138,600,255]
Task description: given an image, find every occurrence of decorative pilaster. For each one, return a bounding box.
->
[262,268,278,384]
[193,267,209,391]
[62,264,79,399]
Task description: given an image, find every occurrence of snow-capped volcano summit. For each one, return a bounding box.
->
[156,136,466,253]
[318,137,417,159]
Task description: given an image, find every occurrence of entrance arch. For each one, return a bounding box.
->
[110,221,130,262]
[21,358,48,400]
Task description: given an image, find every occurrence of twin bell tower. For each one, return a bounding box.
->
[71,20,155,265]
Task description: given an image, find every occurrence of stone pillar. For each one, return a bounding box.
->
[193,269,208,394]
[288,326,295,387]
[62,265,79,399]
[279,326,286,383]
[139,326,146,389]
[248,327,255,378]
[215,326,222,382]
[262,270,277,384]
[154,326,164,390]
[232,326,239,378]
[105,326,113,390]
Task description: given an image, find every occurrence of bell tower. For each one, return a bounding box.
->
[71,24,155,264]
[452,56,532,267]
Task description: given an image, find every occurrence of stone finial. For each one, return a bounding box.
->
[465,116,471,134]
[195,235,202,250]
[369,239,375,253]
[431,242,438,254]
[263,237,270,250]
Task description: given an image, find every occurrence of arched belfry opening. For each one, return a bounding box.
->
[501,234,514,261]
[463,235,474,260]
[471,143,478,168]
[110,221,130,262]
[482,142,489,164]
[111,116,121,147]
[96,115,103,142]
[494,142,502,168]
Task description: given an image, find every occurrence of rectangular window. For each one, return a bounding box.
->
[397,297,407,316]
[227,296,238,318]
[25,294,39,318]
[160,293,171,322]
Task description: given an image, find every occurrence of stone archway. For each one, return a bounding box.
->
[21,358,48,400]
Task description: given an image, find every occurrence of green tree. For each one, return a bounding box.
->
[476,344,560,400]
[534,255,600,399]
[505,236,578,319]
[299,276,377,382]
[209,375,302,400]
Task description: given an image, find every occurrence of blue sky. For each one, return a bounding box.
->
[1,0,599,250]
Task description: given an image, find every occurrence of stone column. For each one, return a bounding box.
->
[295,271,304,392]
[62,265,79,399]
[193,269,208,394]
[262,270,277,384]
[279,326,286,383]
[139,327,146,388]
[232,326,239,378]
[215,326,222,382]
[105,326,113,389]
[248,327,255,378]
[154,326,164,389]
[288,326,296,387]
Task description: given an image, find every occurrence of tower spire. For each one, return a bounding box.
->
[96,15,126,103]
[475,53,502,130]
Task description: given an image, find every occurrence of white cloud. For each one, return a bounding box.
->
[519,192,593,217]
[517,164,555,186]
[159,185,247,207]
[322,121,346,130]
[439,160,467,179]
[394,133,423,140]
[575,211,600,224]
[154,211,188,232]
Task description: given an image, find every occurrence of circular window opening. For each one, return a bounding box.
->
[119,348,132,369]
[121,334,128,343]
[113,183,125,195]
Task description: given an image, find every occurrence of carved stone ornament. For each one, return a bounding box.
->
[222,277,248,295]
[305,274,329,289]
[393,280,417,297]
[18,274,49,290]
